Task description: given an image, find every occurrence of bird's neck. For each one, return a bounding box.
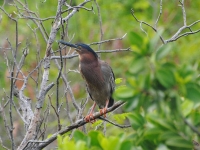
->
[79,53,98,64]
[79,58,104,86]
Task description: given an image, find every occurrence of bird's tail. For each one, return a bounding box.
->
[108,97,114,107]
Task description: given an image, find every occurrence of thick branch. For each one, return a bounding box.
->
[36,101,125,149]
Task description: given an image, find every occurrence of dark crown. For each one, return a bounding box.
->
[76,43,98,58]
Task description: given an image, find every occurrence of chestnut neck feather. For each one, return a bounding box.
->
[79,55,104,88]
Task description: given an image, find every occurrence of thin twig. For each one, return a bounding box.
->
[89,33,127,45]
[99,116,131,128]
[131,9,165,44]
[48,95,62,131]
[0,137,9,150]
[131,1,200,44]
[183,118,200,136]
[154,0,162,29]
[94,0,103,51]
[179,0,187,26]
[50,48,131,59]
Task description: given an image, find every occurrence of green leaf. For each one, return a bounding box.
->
[114,86,134,99]
[73,130,87,143]
[144,128,162,140]
[129,32,143,48]
[165,137,192,148]
[186,83,200,103]
[156,68,175,88]
[88,131,102,148]
[156,44,172,60]
[105,136,120,150]
[120,140,132,150]
[113,113,132,124]
[128,113,145,130]
[181,99,194,117]
[147,115,175,131]
[75,141,87,150]
[129,57,146,74]
[159,131,180,141]
[115,78,123,84]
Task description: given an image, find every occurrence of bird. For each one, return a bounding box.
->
[58,40,115,122]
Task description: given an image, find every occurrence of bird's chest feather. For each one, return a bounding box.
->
[80,62,104,89]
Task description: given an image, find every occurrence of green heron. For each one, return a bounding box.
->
[58,40,115,122]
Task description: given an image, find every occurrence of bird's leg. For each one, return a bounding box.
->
[85,102,96,123]
[100,99,109,118]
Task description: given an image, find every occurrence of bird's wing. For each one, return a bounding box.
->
[86,83,94,100]
[100,61,115,94]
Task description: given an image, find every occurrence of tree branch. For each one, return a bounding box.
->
[37,101,125,150]
[131,1,200,44]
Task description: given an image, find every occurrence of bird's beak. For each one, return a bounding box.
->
[58,40,78,48]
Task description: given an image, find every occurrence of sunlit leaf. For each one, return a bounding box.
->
[181,99,194,117]
[115,78,123,84]
[114,86,134,99]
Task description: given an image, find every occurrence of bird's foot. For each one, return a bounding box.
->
[100,108,107,118]
[84,113,96,123]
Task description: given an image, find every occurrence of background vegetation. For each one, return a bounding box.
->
[0,0,200,150]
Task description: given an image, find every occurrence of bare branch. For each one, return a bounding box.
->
[0,137,9,150]
[99,116,131,128]
[154,0,162,29]
[50,47,130,60]
[131,1,200,44]
[37,101,126,149]
[179,0,187,26]
[183,118,200,136]
[94,0,103,51]
[89,33,127,45]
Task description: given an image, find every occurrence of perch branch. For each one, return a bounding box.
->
[36,101,126,149]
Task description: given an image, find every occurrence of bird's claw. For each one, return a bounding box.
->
[100,108,107,118]
[84,113,96,123]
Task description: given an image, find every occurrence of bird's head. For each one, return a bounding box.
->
[58,41,98,61]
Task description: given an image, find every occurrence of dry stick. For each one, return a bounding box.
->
[99,116,131,128]
[154,0,162,29]
[17,0,92,149]
[131,8,165,44]
[183,118,200,136]
[50,48,131,59]
[48,95,62,131]
[131,1,200,44]
[62,4,93,13]
[14,0,48,42]
[89,33,127,45]
[179,0,186,26]
[0,102,12,149]
[0,137,9,150]
[94,0,104,51]
[61,5,74,125]
[37,101,126,150]
[0,6,18,150]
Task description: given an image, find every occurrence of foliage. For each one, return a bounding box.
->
[113,32,200,149]
[57,130,135,150]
